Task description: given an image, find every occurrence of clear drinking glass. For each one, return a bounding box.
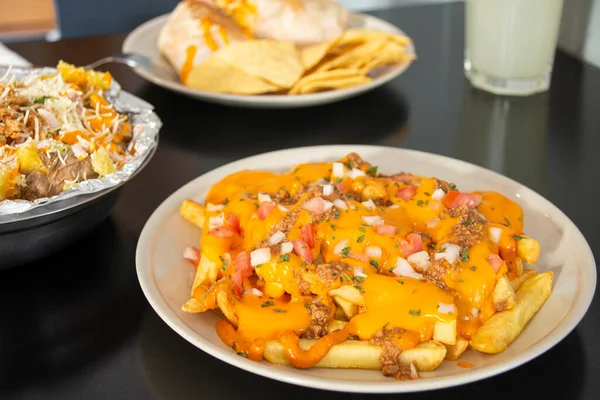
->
[464,0,564,96]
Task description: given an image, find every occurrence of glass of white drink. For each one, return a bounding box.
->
[465,0,564,96]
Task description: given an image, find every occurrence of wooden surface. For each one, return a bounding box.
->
[0,0,56,39]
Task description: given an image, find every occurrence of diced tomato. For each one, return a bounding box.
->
[183,247,201,265]
[486,254,505,273]
[442,191,482,209]
[257,201,276,220]
[300,224,315,248]
[231,270,244,297]
[397,186,417,201]
[302,196,327,215]
[375,224,398,235]
[210,226,235,238]
[235,251,253,278]
[292,239,313,264]
[399,233,423,258]
[334,183,346,193]
[349,252,369,262]
[392,174,420,185]
[227,214,241,235]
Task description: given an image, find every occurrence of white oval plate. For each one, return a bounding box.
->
[136,145,596,393]
[123,14,415,108]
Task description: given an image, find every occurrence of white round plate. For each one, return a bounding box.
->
[136,145,596,393]
[123,14,415,108]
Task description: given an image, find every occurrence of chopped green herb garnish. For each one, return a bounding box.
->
[335,177,343,183]
[463,218,475,226]
[201,281,218,300]
[221,260,229,271]
[424,192,431,196]
[461,249,470,262]
[449,183,457,191]
[334,209,341,219]
[237,352,248,358]
[339,277,343,283]
[397,279,404,284]
[332,236,336,240]
[458,279,464,283]
[300,262,308,267]
[34,96,51,104]
[394,242,400,248]
[342,272,352,282]
[383,322,390,329]
[511,235,525,241]
[470,266,477,271]
[354,276,365,283]
[409,309,421,316]
[312,260,319,265]
[358,227,365,232]
[341,247,351,258]
[416,200,424,207]
[367,166,378,174]
[278,254,290,263]
[292,167,300,173]
[354,285,365,293]
[357,234,365,243]
[304,303,312,309]
[438,247,446,253]
[255,264,262,268]
[223,197,229,205]
[370,259,379,269]
[273,309,287,313]
[261,300,275,308]
[330,223,336,231]
[504,217,511,226]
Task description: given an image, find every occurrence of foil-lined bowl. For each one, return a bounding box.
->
[0,67,161,268]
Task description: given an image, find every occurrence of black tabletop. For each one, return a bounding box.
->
[3,3,600,399]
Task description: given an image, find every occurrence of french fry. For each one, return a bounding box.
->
[433,320,456,345]
[327,320,348,333]
[332,296,358,320]
[263,339,446,371]
[444,337,469,361]
[216,288,238,327]
[510,269,538,292]
[191,255,219,294]
[328,285,365,306]
[516,237,541,264]
[492,275,516,312]
[180,199,206,228]
[515,257,524,276]
[334,306,347,321]
[182,298,205,313]
[470,271,553,354]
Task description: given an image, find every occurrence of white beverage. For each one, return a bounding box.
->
[465,0,564,95]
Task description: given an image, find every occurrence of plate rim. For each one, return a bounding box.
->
[136,144,596,393]
[122,13,415,107]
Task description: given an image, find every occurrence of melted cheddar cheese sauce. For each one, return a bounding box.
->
[185,154,531,367]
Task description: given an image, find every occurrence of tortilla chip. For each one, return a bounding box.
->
[289,69,367,94]
[185,56,279,94]
[362,40,410,72]
[290,76,372,95]
[299,37,339,70]
[315,37,388,72]
[214,40,304,88]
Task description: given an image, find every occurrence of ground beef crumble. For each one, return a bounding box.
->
[370,328,417,380]
[315,262,350,286]
[301,299,330,339]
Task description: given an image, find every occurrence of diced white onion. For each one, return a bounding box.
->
[434,243,461,264]
[489,227,502,245]
[389,204,400,209]
[258,193,272,203]
[183,247,199,261]
[333,239,349,256]
[332,162,345,177]
[333,199,347,210]
[471,308,480,318]
[366,246,382,258]
[281,242,293,254]
[361,199,376,210]
[250,288,263,296]
[475,210,487,221]
[278,204,289,213]
[432,188,446,201]
[37,108,60,130]
[224,253,232,264]
[206,203,225,212]
[354,266,367,278]
[71,143,88,159]
[250,248,271,266]
[410,363,419,380]
[350,168,366,179]
[426,217,441,228]
[322,184,333,196]
[407,251,431,271]
[323,200,334,212]
[361,215,382,226]
[269,231,286,246]
[438,302,456,315]
[208,213,225,230]
[392,257,423,279]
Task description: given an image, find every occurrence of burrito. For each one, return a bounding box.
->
[158,0,249,83]
[203,0,349,45]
